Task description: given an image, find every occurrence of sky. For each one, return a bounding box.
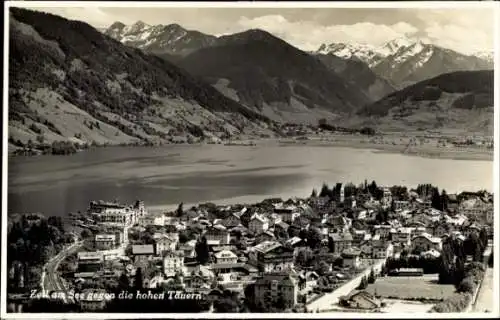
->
[21,5,494,55]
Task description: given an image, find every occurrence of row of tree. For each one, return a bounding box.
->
[8,214,72,292]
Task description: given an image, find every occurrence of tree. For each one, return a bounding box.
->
[357,276,368,290]
[319,183,331,198]
[213,292,240,313]
[134,267,144,290]
[176,203,184,217]
[306,227,323,249]
[80,229,92,239]
[118,272,129,290]
[440,189,449,211]
[431,187,442,210]
[295,248,313,267]
[195,236,210,265]
[457,277,474,294]
[316,261,331,276]
[311,189,318,198]
[368,268,376,284]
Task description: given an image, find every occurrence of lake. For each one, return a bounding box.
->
[7,144,493,216]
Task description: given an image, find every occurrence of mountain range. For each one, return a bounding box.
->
[7,10,494,152]
[316,38,493,88]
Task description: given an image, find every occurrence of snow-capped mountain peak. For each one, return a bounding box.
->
[316,42,382,67]
[124,20,150,34]
[104,21,217,56]
[316,36,431,68]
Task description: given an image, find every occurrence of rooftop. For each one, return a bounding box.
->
[131,244,155,255]
[253,240,282,253]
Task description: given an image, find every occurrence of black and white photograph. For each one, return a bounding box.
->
[2,0,498,318]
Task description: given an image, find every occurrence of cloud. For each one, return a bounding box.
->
[235,11,493,54]
[236,15,419,51]
[415,9,494,54]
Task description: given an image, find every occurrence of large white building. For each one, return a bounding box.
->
[163,251,185,277]
[88,200,146,227]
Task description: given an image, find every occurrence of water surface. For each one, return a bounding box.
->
[8,145,493,215]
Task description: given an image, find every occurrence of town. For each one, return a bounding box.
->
[7,181,494,313]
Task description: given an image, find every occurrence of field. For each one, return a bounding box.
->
[379,299,435,313]
[364,274,456,301]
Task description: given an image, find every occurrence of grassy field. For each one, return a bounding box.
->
[364,274,456,301]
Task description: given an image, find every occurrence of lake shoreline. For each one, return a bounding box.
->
[272,137,493,162]
[8,135,493,162]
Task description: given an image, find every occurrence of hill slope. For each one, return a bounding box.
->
[315,53,395,101]
[177,29,372,123]
[8,8,275,151]
[352,70,493,134]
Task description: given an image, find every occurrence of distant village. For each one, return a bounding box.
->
[7,181,494,313]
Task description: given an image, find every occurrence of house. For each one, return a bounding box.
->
[329,232,353,255]
[222,213,242,229]
[205,224,230,246]
[461,224,481,239]
[390,227,412,246]
[326,215,350,233]
[94,234,116,250]
[432,223,452,237]
[274,221,289,234]
[373,225,392,238]
[372,242,393,259]
[77,252,104,272]
[183,265,215,290]
[413,226,427,236]
[256,230,276,243]
[267,213,282,226]
[154,236,177,256]
[352,230,369,245]
[163,251,184,277]
[298,271,320,291]
[88,200,140,228]
[416,198,432,209]
[131,244,156,262]
[285,236,308,256]
[249,214,269,234]
[393,200,411,212]
[274,205,301,223]
[253,273,298,309]
[214,250,238,264]
[339,291,381,310]
[308,196,330,210]
[342,247,361,269]
[345,196,357,209]
[141,212,165,226]
[179,241,197,259]
[292,216,311,230]
[411,233,442,252]
[251,241,295,273]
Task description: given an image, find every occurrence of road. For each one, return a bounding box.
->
[471,267,494,313]
[42,240,83,302]
[306,259,385,312]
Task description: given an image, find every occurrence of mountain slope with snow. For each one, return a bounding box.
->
[104,20,217,56]
[317,37,493,89]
